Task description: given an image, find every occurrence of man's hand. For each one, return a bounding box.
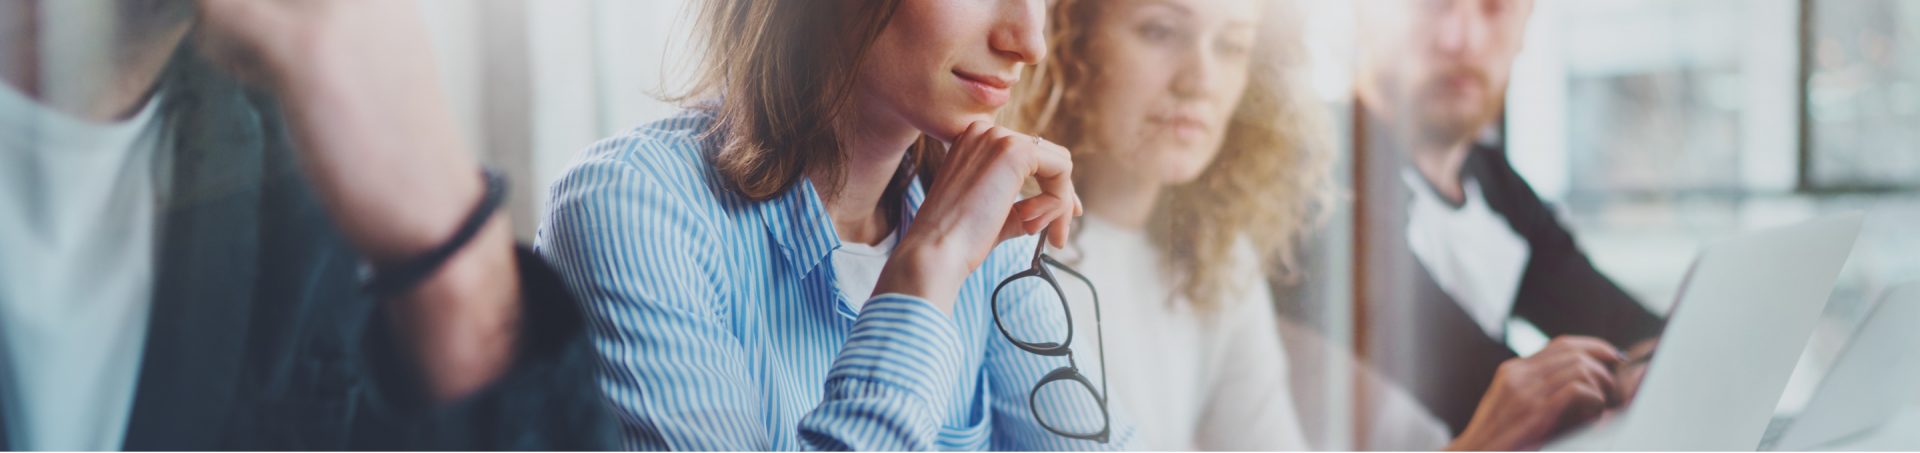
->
[194,0,486,260]
[1448,336,1624,451]
[194,0,521,403]
[1613,337,1660,404]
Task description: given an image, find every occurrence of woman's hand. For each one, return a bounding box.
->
[1447,336,1624,451]
[194,0,520,403]
[874,121,1083,313]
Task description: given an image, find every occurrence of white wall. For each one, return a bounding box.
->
[420,0,690,239]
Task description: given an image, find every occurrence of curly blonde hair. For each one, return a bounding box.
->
[1005,0,1336,310]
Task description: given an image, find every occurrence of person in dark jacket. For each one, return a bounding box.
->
[0,1,615,449]
[1349,0,1665,445]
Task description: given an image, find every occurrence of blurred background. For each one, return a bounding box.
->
[7,0,1905,449]
[1499,0,1919,414]
[400,0,1915,447]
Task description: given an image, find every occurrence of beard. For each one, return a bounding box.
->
[1410,66,1505,149]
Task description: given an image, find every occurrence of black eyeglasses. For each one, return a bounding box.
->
[990,238,1109,443]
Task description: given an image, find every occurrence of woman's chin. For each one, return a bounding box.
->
[924,112,1000,143]
[1162,155,1223,185]
[1162,168,1208,186]
[1155,150,1218,185]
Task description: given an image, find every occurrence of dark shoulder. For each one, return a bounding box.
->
[1463,142,1568,241]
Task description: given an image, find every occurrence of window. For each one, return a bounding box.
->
[1805,0,1920,190]
[1505,1,1920,408]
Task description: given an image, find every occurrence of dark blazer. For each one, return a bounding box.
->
[1357,138,1666,435]
[0,47,617,450]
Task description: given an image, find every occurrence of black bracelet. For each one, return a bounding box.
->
[361,168,509,297]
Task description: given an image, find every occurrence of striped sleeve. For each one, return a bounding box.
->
[537,150,769,450]
[800,294,967,450]
[538,136,973,451]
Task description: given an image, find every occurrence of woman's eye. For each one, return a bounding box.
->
[1218,38,1253,58]
[1138,22,1177,42]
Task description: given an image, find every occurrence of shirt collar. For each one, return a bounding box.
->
[758,170,927,278]
[1400,166,1482,212]
[898,173,926,236]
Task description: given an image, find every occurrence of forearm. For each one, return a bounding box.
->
[1515,252,1664,347]
[800,295,968,450]
[285,76,525,403]
[873,239,968,314]
[383,214,522,403]
[223,1,524,402]
[353,245,618,450]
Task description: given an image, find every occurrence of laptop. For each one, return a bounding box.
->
[1546,213,1864,451]
[1760,281,1920,450]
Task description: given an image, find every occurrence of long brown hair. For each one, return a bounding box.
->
[1008,0,1337,309]
[669,0,939,200]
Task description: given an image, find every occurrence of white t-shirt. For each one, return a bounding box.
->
[831,229,898,312]
[1060,216,1309,450]
[0,81,166,450]
[1401,169,1531,340]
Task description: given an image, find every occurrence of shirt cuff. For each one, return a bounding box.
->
[822,294,968,417]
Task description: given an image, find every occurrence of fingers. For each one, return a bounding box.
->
[951,122,1080,248]
[1543,351,1620,405]
[954,123,1078,210]
[1549,380,1611,429]
[1024,137,1082,215]
[1471,338,1628,451]
[1614,362,1651,404]
[951,121,992,150]
[1021,138,1077,248]
[1045,215,1070,248]
[1005,194,1072,244]
[1541,335,1625,368]
[998,217,1032,246]
[928,121,1080,271]
[1531,336,1625,406]
[1526,339,1620,437]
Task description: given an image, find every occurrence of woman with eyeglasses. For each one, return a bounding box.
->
[536,0,1129,450]
[1005,0,1603,450]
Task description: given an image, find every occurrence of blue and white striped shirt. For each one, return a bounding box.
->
[535,109,1130,451]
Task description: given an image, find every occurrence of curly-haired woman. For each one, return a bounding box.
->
[1007,1,1626,450]
[1002,0,1334,449]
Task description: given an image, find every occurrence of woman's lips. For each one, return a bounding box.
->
[1151,114,1211,141]
[954,70,1015,107]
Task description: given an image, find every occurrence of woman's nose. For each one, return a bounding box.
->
[989,0,1049,66]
